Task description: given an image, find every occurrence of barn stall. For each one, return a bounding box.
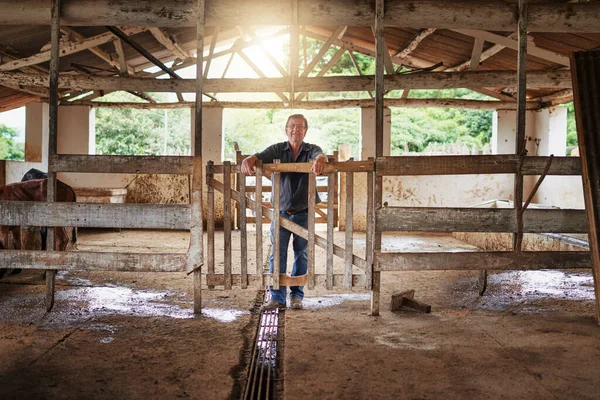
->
[1,1,600,398]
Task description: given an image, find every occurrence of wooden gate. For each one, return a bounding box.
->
[205,158,374,291]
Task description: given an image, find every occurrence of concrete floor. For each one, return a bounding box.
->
[1,228,599,399]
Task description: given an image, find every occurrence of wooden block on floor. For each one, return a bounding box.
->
[402,297,431,314]
[391,289,431,313]
[391,289,415,311]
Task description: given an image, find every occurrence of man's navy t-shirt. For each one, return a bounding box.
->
[254,141,324,212]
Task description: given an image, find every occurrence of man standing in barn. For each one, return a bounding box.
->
[241,114,327,311]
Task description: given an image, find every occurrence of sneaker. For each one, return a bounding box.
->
[260,300,286,312]
[290,297,303,310]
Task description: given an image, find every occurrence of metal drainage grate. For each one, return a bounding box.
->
[243,291,282,400]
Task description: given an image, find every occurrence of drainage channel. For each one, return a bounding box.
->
[243,290,284,400]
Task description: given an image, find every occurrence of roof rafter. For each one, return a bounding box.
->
[451,29,570,66]
[0,26,146,72]
[149,27,191,62]
[394,28,436,60]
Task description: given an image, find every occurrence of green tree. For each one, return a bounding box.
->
[564,102,578,147]
[0,123,24,160]
[95,92,191,155]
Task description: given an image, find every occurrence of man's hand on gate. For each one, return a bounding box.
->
[241,155,257,175]
[312,155,327,175]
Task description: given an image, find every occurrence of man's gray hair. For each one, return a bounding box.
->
[286,114,308,129]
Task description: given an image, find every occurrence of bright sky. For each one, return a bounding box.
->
[148,27,289,102]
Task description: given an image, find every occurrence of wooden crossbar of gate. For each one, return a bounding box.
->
[205,159,375,291]
[234,149,339,227]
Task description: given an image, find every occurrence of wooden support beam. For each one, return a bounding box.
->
[106,26,181,80]
[446,34,519,72]
[0,26,146,72]
[113,39,130,77]
[2,1,599,32]
[149,27,190,61]
[304,27,433,70]
[203,26,219,79]
[300,26,347,78]
[469,38,485,71]
[370,26,395,74]
[61,26,134,76]
[62,98,541,110]
[1,70,571,93]
[513,0,529,255]
[452,29,570,66]
[372,0,384,317]
[394,28,436,60]
[46,0,61,313]
[295,47,345,101]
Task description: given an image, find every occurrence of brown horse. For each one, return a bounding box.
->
[0,179,77,278]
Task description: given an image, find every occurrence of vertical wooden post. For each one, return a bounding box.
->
[290,0,299,107]
[332,151,339,227]
[366,157,375,289]
[307,172,316,289]
[45,0,61,312]
[235,149,243,230]
[371,0,385,316]
[326,169,335,289]
[272,160,281,290]
[570,49,600,325]
[0,160,5,186]
[223,161,232,290]
[255,160,264,287]
[190,157,203,313]
[239,164,248,289]
[191,0,206,314]
[513,0,528,253]
[207,161,215,289]
[344,161,354,290]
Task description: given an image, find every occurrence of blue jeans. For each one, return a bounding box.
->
[269,210,308,304]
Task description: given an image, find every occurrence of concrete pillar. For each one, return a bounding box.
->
[360,106,391,160]
[191,107,223,162]
[527,106,580,207]
[6,102,49,183]
[57,105,94,155]
[25,102,48,163]
[492,110,535,155]
[191,107,224,224]
[534,106,567,157]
